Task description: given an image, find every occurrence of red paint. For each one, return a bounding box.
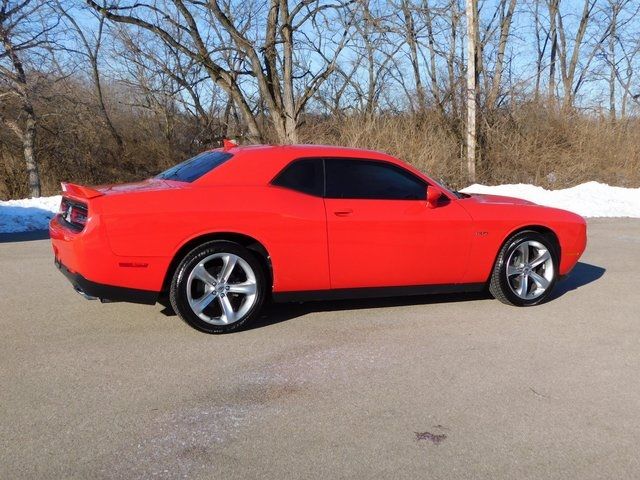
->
[61,182,103,199]
[426,187,443,208]
[223,138,237,150]
[49,145,587,296]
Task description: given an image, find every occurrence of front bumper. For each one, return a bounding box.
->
[55,257,158,305]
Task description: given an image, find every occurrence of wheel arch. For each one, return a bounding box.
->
[489,225,561,281]
[160,232,273,296]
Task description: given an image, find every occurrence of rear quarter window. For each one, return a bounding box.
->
[156,151,233,183]
[271,158,324,196]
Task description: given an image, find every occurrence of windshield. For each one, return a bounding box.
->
[156,151,233,183]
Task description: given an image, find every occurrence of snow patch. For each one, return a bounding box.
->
[0,195,60,233]
[460,181,640,218]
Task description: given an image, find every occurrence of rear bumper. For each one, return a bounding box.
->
[55,257,158,305]
[50,214,169,293]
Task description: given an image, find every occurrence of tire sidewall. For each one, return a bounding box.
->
[170,241,266,333]
[496,231,559,306]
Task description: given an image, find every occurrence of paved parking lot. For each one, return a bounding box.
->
[1,219,638,479]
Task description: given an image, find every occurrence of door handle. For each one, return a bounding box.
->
[333,209,353,217]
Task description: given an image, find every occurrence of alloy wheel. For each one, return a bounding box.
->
[505,240,554,300]
[186,253,258,325]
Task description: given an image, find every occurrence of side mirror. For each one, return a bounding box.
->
[426,186,443,208]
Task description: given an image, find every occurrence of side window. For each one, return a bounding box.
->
[325,159,426,200]
[271,158,324,197]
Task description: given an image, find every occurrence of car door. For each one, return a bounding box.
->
[323,158,473,289]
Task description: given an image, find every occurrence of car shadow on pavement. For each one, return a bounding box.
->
[158,290,493,328]
[549,261,606,300]
[249,291,494,330]
[163,261,606,330]
[251,261,606,329]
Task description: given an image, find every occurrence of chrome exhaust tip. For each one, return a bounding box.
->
[74,286,98,301]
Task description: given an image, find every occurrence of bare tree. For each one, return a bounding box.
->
[341,1,400,119]
[0,0,55,196]
[386,0,465,134]
[314,55,363,116]
[548,0,559,100]
[485,0,517,108]
[617,38,640,116]
[116,26,221,145]
[86,0,354,144]
[449,0,465,120]
[600,0,640,119]
[57,2,123,150]
[556,0,601,109]
[398,0,427,115]
[531,0,545,101]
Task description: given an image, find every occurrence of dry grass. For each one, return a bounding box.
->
[479,104,640,188]
[300,113,464,188]
[301,105,640,190]
[2,86,639,200]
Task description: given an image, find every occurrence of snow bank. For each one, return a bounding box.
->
[1,181,639,233]
[461,181,640,218]
[0,195,61,233]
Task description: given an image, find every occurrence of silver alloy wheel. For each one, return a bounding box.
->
[186,253,258,325]
[506,240,554,300]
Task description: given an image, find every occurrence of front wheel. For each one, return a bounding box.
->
[489,231,559,306]
[170,241,266,333]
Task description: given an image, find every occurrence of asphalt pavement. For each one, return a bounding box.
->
[1,218,638,479]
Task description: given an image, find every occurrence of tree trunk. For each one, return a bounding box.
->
[278,0,298,144]
[92,59,124,149]
[548,0,559,100]
[618,47,639,118]
[608,3,618,121]
[534,0,543,102]
[23,101,41,197]
[559,0,594,110]
[465,0,478,183]
[448,4,459,119]
[0,25,41,197]
[487,0,517,108]
[402,1,427,115]
[283,115,298,144]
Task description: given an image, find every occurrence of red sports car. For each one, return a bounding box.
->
[50,144,587,333]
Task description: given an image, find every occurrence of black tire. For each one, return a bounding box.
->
[489,230,559,307]
[169,241,266,333]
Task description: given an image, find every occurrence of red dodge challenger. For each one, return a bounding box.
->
[50,144,587,333]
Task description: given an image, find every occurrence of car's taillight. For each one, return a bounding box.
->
[70,206,87,225]
[59,197,88,231]
[58,198,69,215]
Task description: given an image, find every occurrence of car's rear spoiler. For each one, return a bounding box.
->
[61,182,103,199]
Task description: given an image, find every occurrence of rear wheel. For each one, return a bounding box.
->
[489,231,558,306]
[170,241,266,333]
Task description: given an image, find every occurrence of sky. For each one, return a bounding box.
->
[42,0,640,116]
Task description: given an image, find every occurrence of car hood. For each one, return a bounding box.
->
[464,193,536,206]
[95,178,183,195]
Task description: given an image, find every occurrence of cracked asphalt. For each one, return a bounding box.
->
[1,218,638,479]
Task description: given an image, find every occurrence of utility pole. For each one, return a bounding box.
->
[465,0,478,183]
